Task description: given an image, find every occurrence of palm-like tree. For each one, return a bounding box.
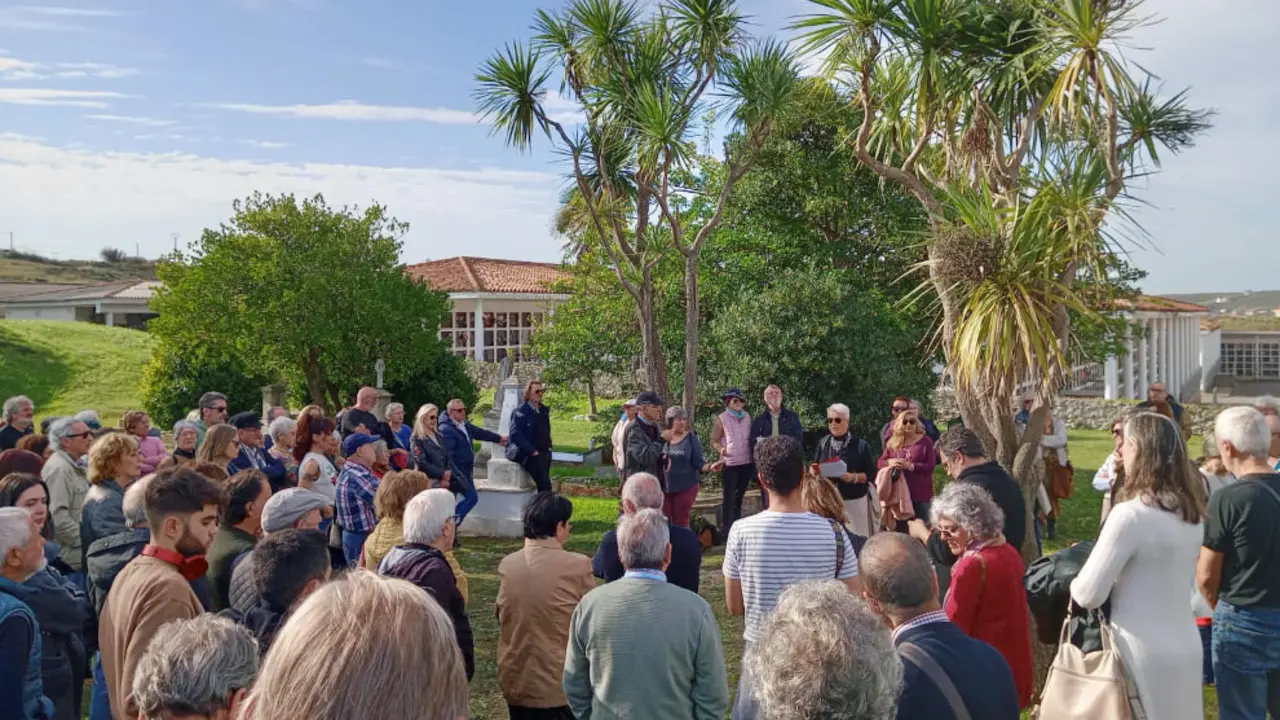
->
[476,0,801,413]
[794,0,1212,527]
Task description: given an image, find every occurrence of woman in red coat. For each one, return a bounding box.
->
[933,482,1034,708]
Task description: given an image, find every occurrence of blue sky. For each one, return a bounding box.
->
[0,0,1275,294]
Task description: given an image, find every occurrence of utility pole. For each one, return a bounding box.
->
[171,233,180,253]
[7,231,12,251]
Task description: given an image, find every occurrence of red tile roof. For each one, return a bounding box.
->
[404,257,569,294]
[1113,295,1209,314]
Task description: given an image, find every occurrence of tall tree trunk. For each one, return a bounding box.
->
[636,275,672,402]
[586,378,598,417]
[302,349,329,413]
[682,253,699,420]
[324,381,343,418]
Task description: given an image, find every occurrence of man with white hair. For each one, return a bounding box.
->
[1198,406,1280,719]
[43,416,94,573]
[592,472,702,592]
[377,488,474,680]
[746,580,904,720]
[611,399,638,478]
[0,395,35,450]
[0,506,57,719]
[565,508,727,719]
[131,615,258,720]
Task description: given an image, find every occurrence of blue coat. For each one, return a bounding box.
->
[0,576,55,720]
[508,402,552,462]
[894,619,1019,720]
[439,421,501,482]
[228,446,289,492]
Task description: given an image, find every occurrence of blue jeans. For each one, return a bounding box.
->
[89,653,111,720]
[1200,623,1215,685]
[342,529,369,568]
[454,475,479,527]
[1213,601,1280,719]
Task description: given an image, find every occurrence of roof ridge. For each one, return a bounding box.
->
[457,257,483,293]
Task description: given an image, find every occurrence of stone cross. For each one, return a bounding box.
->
[375,358,385,389]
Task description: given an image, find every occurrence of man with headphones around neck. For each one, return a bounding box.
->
[98,467,223,720]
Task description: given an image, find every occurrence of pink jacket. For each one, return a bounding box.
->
[875,465,914,522]
[136,434,168,475]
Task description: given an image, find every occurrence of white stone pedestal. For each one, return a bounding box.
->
[457,458,535,538]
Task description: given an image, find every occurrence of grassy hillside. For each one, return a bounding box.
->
[0,320,153,428]
[0,250,157,283]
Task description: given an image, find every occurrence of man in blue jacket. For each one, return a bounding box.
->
[860,532,1019,720]
[507,381,553,493]
[227,413,289,493]
[0,507,57,720]
[440,398,506,528]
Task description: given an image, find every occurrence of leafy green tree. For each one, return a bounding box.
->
[476,0,802,414]
[141,344,265,427]
[149,192,468,415]
[795,0,1212,516]
[703,266,936,442]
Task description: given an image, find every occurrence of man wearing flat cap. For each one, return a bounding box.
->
[228,412,290,493]
[228,487,331,613]
[623,391,670,487]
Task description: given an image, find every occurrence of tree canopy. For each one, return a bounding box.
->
[148,192,470,415]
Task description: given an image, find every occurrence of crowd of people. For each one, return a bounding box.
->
[0,379,1277,720]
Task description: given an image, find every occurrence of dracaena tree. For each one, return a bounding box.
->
[476,0,801,415]
[794,0,1212,532]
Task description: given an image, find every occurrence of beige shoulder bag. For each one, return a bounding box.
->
[1034,613,1146,720]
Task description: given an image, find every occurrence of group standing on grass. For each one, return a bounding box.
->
[1,383,1279,720]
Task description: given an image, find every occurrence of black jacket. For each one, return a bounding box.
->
[748,407,804,457]
[377,543,474,679]
[812,433,876,500]
[592,524,702,593]
[623,419,665,486]
[24,567,88,720]
[926,461,1027,566]
[508,402,552,462]
[340,407,397,449]
[895,619,1020,720]
[228,447,290,493]
[1025,541,1108,653]
[220,597,289,659]
[411,434,458,483]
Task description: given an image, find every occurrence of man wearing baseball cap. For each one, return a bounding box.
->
[623,391,669,486]
[228,487,331,614]
[336,433,380,567]
[227,412,289,493]
[611,399,639,479]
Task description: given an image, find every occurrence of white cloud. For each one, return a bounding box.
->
[85,114,175,127]
[0,88,127,107]
[0,134,565,264]
[8,6,122,16]
[207,99,480,124]
[240,139,289,149]
[0,55,137,80]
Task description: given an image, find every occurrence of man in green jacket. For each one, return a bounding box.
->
[563,508,727,720]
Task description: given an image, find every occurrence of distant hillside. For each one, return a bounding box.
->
[0,320,153,427]
[0,249,157,284]
[1168,290,1280,316]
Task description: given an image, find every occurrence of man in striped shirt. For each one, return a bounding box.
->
[723,435,860,719]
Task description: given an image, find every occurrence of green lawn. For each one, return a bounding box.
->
[0,320,153,428]
[454,427,1219,719]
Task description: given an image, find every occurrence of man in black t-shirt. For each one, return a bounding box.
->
[1197,406,1280,719]
[339,386,396,449]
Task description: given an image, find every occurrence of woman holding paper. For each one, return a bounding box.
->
[811,403,878,536]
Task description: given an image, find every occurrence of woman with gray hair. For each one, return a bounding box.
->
[157,421,199,472]
[267,416,299,486]
[811,403,877,536]
[240,571,467,720]
[932,482,1033,707]
[132,615,258,720]
[661,406,723,527]
[746,580,902,720]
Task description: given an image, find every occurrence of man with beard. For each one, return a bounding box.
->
[1137,381,1191,441]
[98,467,222,720]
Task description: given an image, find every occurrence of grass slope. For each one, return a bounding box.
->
[454,427,1219,719]
[0,320,153,428]
[0,250,156,283]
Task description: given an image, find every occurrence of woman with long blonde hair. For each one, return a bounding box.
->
[1070,412,1205,720]
[195,423,239,472]
[410,404,454,490]
[876,408,937,522]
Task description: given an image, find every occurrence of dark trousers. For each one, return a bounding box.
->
[522,452,553,493]
[721,463,754,537]
[508,705,574,720]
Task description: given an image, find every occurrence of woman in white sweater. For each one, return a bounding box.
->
[1070,411,1207,720]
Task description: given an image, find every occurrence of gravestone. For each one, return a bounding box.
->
[458,372,535,537]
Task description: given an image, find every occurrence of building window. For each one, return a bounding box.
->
[440,311,475,357]
[1260,341,1280,379]
[439,309,546,359]
[1222,341,1257,378]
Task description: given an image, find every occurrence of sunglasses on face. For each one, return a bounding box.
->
[902,419,918,426]
[449,407,466,414]
[892,405,908,413]
[69,431,94,439]
[211,406,227,413]
[1112,428,1123,437]
[426,414,437,421]
[533,390,545,396]
[827,417,845,425]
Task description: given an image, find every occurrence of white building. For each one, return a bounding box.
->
[1100,296,1211,401]
[0,280,160,329]
[404,256,569,362]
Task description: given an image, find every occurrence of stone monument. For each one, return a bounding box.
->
[458,371,536,537]
[372,358,393,421]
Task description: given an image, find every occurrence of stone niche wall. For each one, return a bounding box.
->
[930,390,1225,437]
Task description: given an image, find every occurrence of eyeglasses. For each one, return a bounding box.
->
[425,414,437,421]
[68,431,94,439]
[892,405,908,413]
[827,417,845,425]
[937,525,961,538]
[533,389,545,396]
[449,407,466,414]
[211,406,227,413]
[1112,428,1123,437]
[902,419,918,426]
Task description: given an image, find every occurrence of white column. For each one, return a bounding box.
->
[1138,318,1150,394]
[104,311,114,327]
[1151,317,1162,386]
[1161,316,1172,386]
[1104,355,1119,399]
[473,299,485,362]
[1172,317,1184,398]
[1123,323,1136,400]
